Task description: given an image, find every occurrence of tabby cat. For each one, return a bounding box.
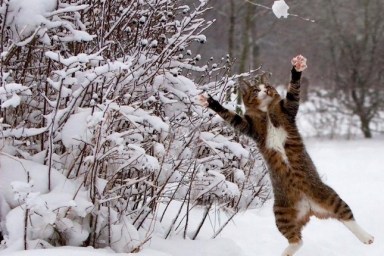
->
[198,55,374,256]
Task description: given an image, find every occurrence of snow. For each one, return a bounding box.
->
[119,106,169,133]
[46,78,72,98]
[3,247,168,256]
[152,139,384,256]
[200,132,249,158]
[1,0,382,255]
[1,127,48,138]
[296,90,373,138]
[3,139,383,255]
[0,83,32,101]
[108,217,140,253]
[219,139,384,256]
[47,4,89,16]
[5,0,57,40]
[1,93,21,108]
[0,154,94,252]
[45,51,103,67]
[272,0,290,19]
[0,154,70,209]
[61,108,93,148]
[148,237,243,256]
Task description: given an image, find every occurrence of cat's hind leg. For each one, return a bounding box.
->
[281,241,303,256]
[342,220,374,244]
[274,206,306,256]
[313,186,374,244]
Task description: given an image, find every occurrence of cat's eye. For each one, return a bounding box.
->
[252,88,260,97]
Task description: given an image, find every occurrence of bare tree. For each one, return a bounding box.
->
[323,0,384,138]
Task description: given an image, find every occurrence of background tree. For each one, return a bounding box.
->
[191,0,384,138]
[321,0,384,138]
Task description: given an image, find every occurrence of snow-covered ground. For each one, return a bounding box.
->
[219,138,384,256]
[3,138,384,256]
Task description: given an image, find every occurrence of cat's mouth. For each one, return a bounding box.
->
[256,84,275,99]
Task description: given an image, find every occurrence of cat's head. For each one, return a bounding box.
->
[239,79,280,112]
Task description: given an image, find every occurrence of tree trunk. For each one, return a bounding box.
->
[227,0,235,60]
[236,4,253,113]
[360,115,372,138]
[225,0,236,101]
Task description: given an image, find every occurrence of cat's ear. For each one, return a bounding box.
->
[260,72,271,85]
[239,80,251,95]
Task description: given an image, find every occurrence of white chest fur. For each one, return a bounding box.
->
[266,118,288,162]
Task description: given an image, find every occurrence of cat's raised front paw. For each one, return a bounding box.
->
[198,94,209,107]
[291,55,307,72]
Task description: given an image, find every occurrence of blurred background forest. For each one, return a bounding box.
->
[189,0,384,138]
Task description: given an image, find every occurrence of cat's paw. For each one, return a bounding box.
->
[281,241,303,256]
[198,93,209,107]
[362,234,374,245]
[291,55,307,72]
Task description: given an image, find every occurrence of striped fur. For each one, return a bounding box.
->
[204,67,373,255]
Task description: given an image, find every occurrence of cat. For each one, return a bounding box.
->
[198,55,374,256]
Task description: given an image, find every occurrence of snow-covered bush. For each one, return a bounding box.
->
[0,0,269,252]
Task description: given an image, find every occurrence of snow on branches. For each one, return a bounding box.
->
[0,0,269,253]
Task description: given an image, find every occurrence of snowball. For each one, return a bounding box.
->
[272,0,289,19]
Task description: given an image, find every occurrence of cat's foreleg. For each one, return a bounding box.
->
[284,55,307,118]
[291,55,307,73]
[198,94,250,132]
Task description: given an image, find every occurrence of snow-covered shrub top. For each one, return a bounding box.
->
[0,0,269,253]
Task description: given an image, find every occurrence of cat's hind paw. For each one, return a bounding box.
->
[362,234,374,245]
[281,241,303,256]
[342,220,374,245]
